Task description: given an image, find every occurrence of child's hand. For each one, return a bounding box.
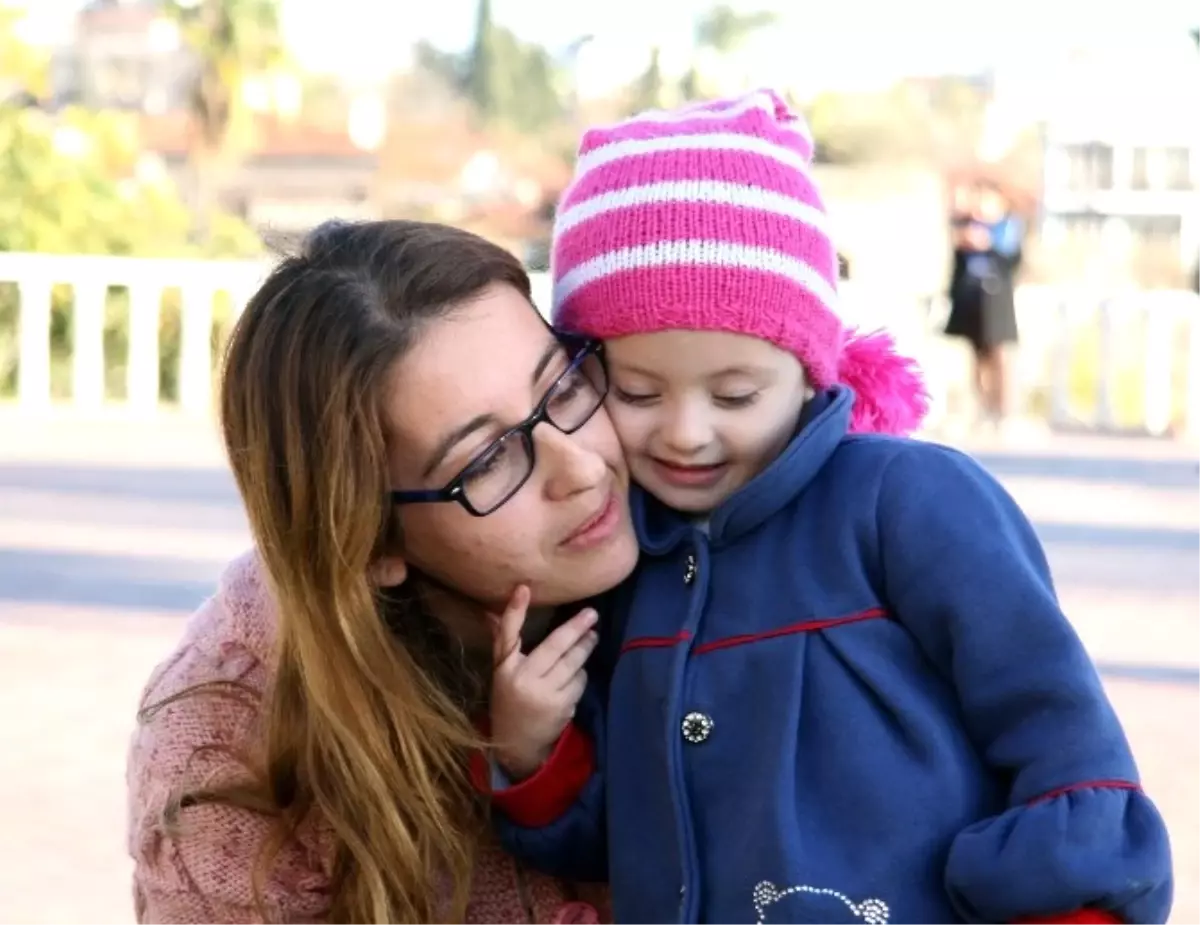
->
[489,584,599,781]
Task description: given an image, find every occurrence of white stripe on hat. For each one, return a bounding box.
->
[554,179,829,238]
[625,90,813,150]
[554,240,839,316]
[573,132,810,186]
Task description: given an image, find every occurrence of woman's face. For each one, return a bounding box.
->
[383,283,640,611]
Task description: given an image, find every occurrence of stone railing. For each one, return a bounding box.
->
[2,252,1197,438]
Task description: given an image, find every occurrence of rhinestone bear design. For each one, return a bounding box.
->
[753,880,889,925]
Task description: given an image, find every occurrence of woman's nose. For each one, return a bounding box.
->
[537,425,608,500]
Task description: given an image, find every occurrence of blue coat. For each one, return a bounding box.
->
[495,387,1173,924]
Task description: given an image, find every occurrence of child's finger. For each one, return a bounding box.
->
[525,608,598,677]
[546,630,599,690]
[491,584,530,666]
[561,671,587,713]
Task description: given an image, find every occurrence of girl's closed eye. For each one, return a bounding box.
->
[714,392,760,409]
[613,386,660,406]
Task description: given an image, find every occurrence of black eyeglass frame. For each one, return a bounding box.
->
[389,336,607,517]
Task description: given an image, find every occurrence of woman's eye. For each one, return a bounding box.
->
[715,393,759,408]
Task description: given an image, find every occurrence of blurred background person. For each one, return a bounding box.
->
[944,180,1024,431]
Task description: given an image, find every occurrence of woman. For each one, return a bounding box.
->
[126,220,641,923]
[944,181,1024,428]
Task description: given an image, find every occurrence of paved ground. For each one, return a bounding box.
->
[0,408,1196,924]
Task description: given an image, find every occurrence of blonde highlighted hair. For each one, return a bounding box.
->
[145,221,533,922]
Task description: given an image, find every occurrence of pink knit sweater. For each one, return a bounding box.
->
[126,551,608,924]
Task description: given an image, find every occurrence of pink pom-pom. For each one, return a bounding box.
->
[837,328,929,436]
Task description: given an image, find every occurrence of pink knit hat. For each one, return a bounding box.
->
[551,89,928,436]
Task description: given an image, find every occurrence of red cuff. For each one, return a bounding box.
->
[468,722,596,827]
[1012,911,1122,924]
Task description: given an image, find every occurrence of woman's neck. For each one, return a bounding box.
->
[417,581,558,656]
[418,582,492,655]
[520,605,558,651]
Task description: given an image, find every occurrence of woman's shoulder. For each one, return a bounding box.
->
[126,550,333,923]
[132,550,276,773]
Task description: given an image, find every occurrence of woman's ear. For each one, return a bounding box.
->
[369,554,409,588]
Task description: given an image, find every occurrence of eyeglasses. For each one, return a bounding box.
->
[390,338,608,517]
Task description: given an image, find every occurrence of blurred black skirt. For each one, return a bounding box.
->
[944,278,1018,351]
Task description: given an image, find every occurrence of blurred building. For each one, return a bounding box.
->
[49,0,193,114]
[1037,35,1199,287]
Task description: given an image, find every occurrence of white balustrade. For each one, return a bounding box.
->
[1,251,1197,440]
[1030,286,1199,438]
[0,252,268,416]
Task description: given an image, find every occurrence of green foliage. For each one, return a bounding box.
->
[626,48,665,116]
[806,78,989,165]
[0,105,262,401]
[162,0,284,151]
[162,0,285,242]
[465,0,498,118]
[692,4,777,55]
[0,1,268,402]
[629,5,777,109]
[0,108,193,255]
[463,0,565,132]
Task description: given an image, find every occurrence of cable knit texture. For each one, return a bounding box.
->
[550,88,928,436]
[126,550,609,924]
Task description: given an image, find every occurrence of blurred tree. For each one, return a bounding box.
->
[415,39,464,90]
[0,110,192,256]
[626,47,665,115]
[0,3,49,101]
[693,4,777,54]
[0,103,261,399]
[807,89,906,164]
[921,75,989,163]
[502,31,564,133]
[461,0,564,132]
[0,10,262,399]
[464,0,499,120]
[806,78,989,166]
[163,0,285,243]
[679,4,777,101]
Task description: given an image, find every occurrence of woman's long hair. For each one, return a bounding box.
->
[147,220,532,922]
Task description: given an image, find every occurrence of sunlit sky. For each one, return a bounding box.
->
[16,0,1199,102]
[275,0,1196,94]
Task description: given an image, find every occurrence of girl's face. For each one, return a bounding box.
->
[604,330,810,514]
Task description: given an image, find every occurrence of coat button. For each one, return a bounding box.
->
[681,711,714,744]
[683,553,697,584]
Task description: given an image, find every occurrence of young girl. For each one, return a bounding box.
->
[481,91,1173,924]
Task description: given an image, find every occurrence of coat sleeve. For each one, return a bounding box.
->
[875,442,1173,925]
[475,681,609,882]
[475,583,636,883]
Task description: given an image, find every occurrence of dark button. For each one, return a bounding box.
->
[681,711,714,744]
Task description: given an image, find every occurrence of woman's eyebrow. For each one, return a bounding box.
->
[530,338,561,385]
[421,338,563,479]
[422,413,496,480]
